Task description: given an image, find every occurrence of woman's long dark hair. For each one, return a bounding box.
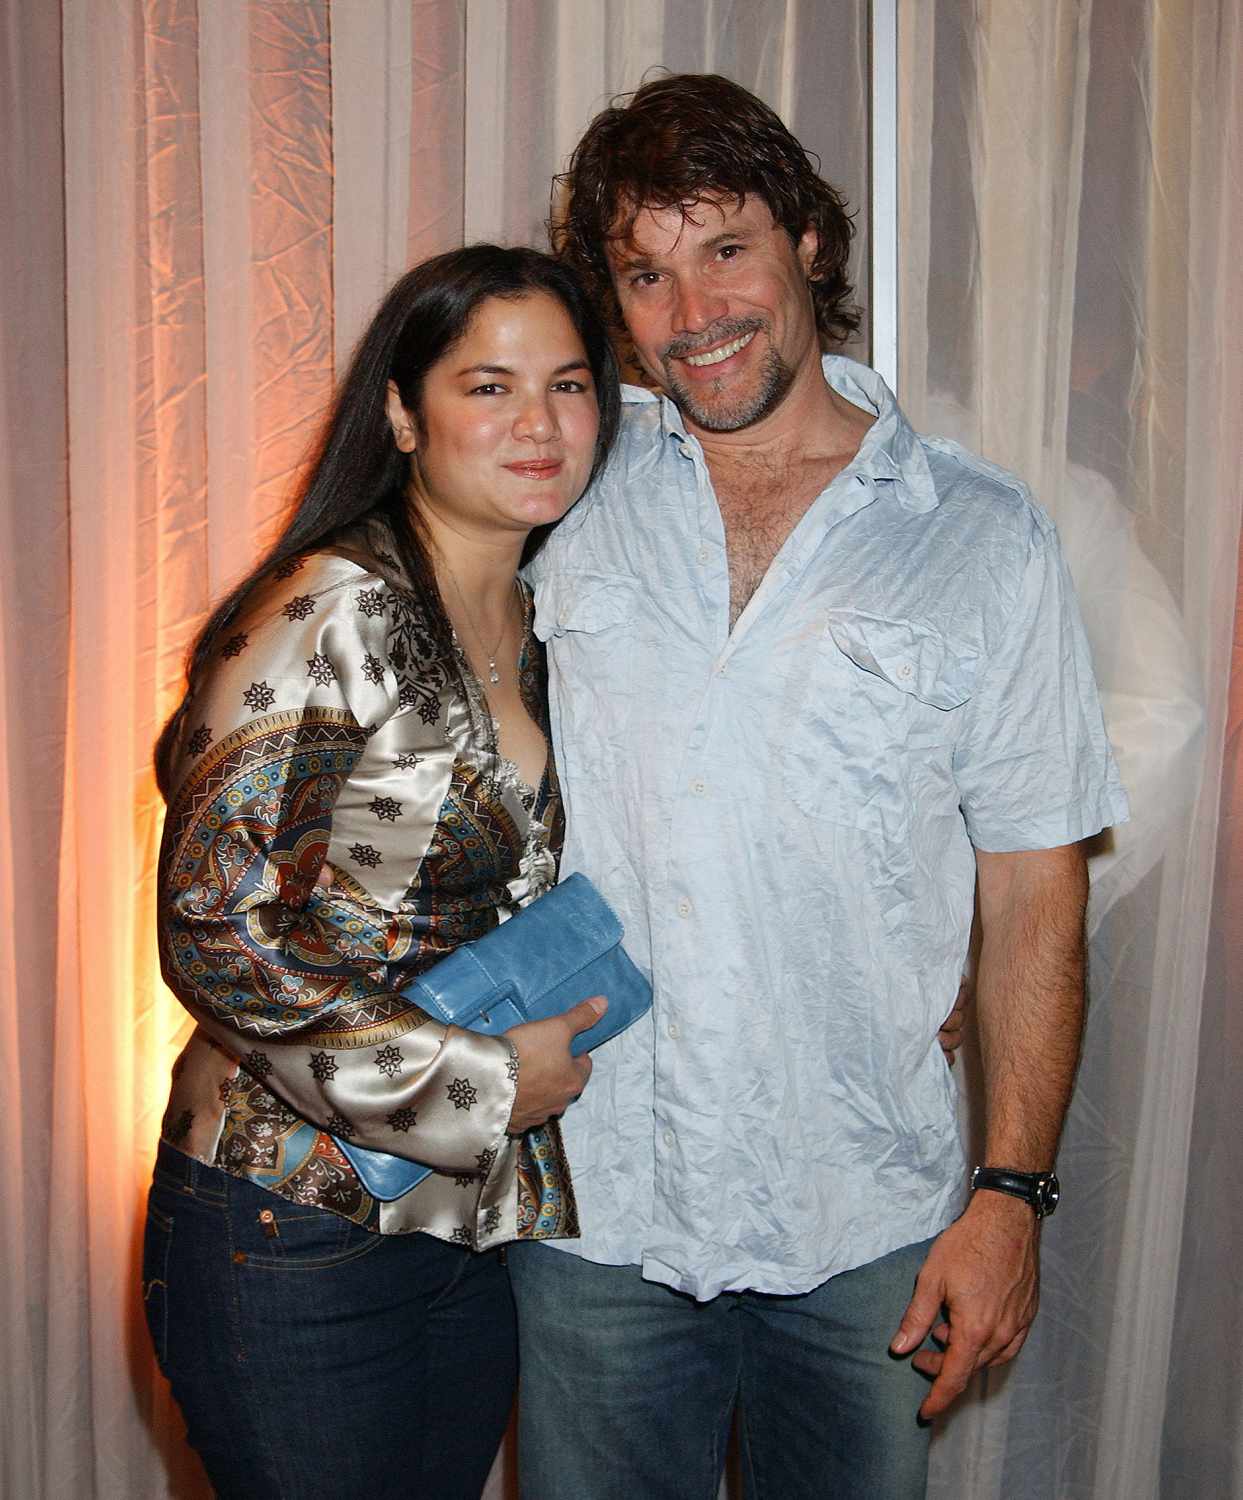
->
[155,245,621,799]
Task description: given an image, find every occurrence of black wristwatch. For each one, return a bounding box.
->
[970,1166,1060,1218]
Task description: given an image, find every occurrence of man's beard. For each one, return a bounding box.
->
[660,319,796,433]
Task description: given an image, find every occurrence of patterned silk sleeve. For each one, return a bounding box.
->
[157,553,518,1177]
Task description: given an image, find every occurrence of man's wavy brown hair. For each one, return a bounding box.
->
[551,73,861,347]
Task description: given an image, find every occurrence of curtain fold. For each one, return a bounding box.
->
[3,3,1240,1496]
[1160,0,1243,1490]
[0,7,68,1498]
[59,3,159,1484]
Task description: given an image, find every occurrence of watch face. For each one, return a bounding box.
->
[1036,1174,1060,1216]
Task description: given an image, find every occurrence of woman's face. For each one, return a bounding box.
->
[389,291,600,546]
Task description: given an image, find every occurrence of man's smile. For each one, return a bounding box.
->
[681,329,757,367]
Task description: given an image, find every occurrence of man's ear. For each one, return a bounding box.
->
[796,225,820,279]
[385,380,418,453]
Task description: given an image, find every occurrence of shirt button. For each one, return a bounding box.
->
[897,661,913,680]
[663,1129,676,1147]
[690,778,706,796]
[677,898,692,918]
[667,1022,681,1040]
[697,544,711,564]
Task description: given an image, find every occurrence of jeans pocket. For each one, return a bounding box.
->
[227,1181,383,1272]
[142,1198,175,1371]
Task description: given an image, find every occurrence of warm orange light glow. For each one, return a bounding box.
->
[134,766,195,1166]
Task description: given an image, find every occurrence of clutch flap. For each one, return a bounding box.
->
[412,944,499,1027]
[409,875,623,1027]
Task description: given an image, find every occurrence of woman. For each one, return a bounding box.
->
[146,246,620,1499]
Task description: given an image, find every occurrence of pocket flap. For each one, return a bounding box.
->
[825,610,978,710]
[533,573,638,640]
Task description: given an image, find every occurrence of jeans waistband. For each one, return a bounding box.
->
[153,1139,230,1202]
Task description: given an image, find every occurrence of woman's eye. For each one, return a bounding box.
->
[718,244,743,261]
[630,272,661,288]
[552,380,588,394]
[468,383,504,396]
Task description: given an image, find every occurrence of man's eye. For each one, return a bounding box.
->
[718,244,743,260]
[630,272,661,288]
[468,383,504,395]
[552,380,588,394]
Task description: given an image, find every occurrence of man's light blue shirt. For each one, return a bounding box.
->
[528,356,1128,1302]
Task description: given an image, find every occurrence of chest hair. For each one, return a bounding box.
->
[712,454,850,627]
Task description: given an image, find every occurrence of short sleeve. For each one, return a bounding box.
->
[953,515,1130,852]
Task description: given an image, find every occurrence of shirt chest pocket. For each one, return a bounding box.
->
[533,573,647,772]
[779,610,979,832]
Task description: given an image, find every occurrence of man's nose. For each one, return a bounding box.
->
[673,277,727,336]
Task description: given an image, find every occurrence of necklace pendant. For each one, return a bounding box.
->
[488,662,501,685]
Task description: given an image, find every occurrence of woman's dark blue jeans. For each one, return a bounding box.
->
[142,1142,516,1499]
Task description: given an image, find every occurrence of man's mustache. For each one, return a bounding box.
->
[662,316,766,363]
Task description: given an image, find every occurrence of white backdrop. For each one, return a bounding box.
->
[3,2,1241,1497]
[901,3,1242,1496]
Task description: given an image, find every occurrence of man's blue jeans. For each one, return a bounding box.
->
[142,1142,516,1499]
[508,1237,934,1500]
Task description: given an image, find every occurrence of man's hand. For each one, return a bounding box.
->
[890,1191,1039,1420]
[506,997,606,1133]
[894,842,1085,1418]
[937,975,972,1065]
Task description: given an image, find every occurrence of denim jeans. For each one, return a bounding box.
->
[142,1142,516,1499]
[508,1238,935,1500]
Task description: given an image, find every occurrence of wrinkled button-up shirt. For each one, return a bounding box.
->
[528,357,1128,1301]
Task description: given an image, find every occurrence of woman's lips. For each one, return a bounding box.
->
[504,459,564,479]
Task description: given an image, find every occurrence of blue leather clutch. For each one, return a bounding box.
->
[333,873,651,1200]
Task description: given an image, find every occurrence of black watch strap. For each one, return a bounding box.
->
[970,1166,1060,1218]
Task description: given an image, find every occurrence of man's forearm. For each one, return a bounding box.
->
[974,843,1089,1170]
[890,842,1090,1417]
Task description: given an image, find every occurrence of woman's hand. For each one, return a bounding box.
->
[938,974,972,1064]
[321,858,605,1129]
[506,997,606,1133]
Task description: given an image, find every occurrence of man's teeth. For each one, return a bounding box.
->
[684,331,756,367]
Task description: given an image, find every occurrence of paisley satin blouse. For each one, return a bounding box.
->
[156,522,577,1246]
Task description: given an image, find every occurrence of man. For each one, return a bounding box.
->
[511,74,1127,1499]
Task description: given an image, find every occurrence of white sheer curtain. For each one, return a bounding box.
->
[902,3,1243,1497]
[328,0,871,363]
[4,2,1241,1497]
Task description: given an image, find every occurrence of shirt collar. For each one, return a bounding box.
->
[817,356,939,513]
[635,355,939,516]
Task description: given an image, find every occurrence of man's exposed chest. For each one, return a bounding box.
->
[714,461,849,626]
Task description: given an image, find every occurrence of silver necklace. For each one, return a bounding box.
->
[442,565,517,685]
